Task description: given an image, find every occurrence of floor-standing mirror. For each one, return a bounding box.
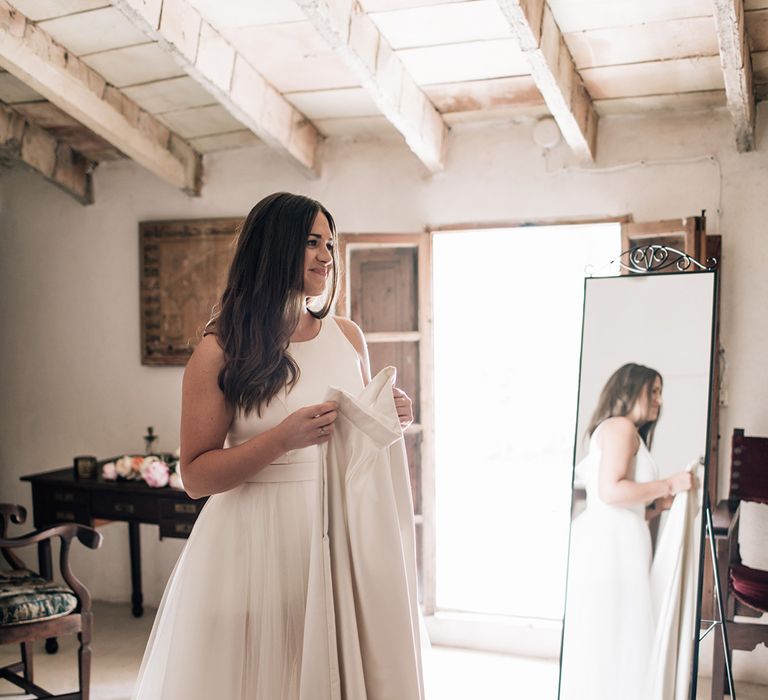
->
[559,260,718,700]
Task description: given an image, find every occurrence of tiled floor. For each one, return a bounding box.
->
[0,602,766,699]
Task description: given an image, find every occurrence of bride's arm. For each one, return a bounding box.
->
[180,335,337,499]
[597,417,675,506]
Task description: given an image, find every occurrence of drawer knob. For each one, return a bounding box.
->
[113,503,135,514]
[174,503,196,514]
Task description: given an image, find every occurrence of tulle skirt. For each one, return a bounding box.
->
[132,479,318,700]
[560,504,654,700]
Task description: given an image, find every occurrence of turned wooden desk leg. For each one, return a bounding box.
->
[128,522,144,618]
[37,538,52,580]
[37,539,59,654]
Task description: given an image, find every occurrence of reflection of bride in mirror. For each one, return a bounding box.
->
[560,363,693,700]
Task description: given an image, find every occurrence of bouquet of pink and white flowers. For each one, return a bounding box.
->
[102,450,183,489]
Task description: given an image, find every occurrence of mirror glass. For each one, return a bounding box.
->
[559,270,716,700]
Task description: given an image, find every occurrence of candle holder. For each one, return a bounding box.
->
[144,426,159,455]
[73,455,98,480]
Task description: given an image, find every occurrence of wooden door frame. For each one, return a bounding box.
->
[337,232,437,614]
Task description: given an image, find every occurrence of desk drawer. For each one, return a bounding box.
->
[158,498,203,518]
[49,504,91,525]
[33,487,91,526]
[91,493,156,521]
[159,518,195,538]
[37,486,90,507]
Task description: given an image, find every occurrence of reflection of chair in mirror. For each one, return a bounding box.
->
[711,429,768,699]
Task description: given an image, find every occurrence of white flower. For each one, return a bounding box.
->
[115,455,135,479]
[169,470,184,490]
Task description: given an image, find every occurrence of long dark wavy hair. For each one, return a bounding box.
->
[586,362,663,448]
[206,192,339,414]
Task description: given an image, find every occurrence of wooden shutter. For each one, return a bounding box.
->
[620,215,707,269]
[337,233,436,613]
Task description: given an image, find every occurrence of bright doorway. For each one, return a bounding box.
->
[432,223,621,622]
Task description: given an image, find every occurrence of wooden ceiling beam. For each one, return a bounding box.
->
[713,0,755,152]
[498,0,598,161]
[0,0,202,194]
[294,0,447,173]
[112,0,322,176]
[0,103,93,204]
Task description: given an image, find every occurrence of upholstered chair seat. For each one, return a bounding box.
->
[0,568,78,626]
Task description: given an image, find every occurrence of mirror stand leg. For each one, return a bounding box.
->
[704,493,736,699]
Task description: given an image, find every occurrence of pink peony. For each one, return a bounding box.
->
[102,461,117,481]
[140,457,169,488]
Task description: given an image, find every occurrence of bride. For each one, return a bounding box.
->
[559,363,693,700]
[131,192,422,699]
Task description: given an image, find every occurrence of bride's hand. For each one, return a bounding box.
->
[393,387,413,429]
[657,495,675,511]
[275,401,338,450]
[666,470,694,495]
[646,495,674,520]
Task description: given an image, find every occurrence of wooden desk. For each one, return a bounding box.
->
[21,466,206,620]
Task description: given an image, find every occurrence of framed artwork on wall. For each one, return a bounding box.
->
[140,217,240,366]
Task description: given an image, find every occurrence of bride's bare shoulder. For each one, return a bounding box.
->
[333,316,366,354]
[186,334,226,375]
[597,417,639,449]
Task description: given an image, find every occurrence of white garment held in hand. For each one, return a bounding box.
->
[301,366,426,700]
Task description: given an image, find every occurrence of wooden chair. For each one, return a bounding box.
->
[711,429,768,699]
[0,503,103,700]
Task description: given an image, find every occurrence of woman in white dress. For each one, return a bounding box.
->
[559,363,693,700]
[132,192,416,700]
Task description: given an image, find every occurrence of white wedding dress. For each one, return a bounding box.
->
[560,422,658,700]
[132,318,426,700]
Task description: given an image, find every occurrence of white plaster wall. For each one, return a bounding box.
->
[1,107,767,680]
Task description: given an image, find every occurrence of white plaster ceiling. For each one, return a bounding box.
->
[8,0,108,22]
[221,21,360,93]
[81,43,185,88]
[189,0,305,28]
[37,6,150,56]
[157,104,246,139]
[398,39,530,85]
[3,0,766,168]
[369,1,512,49]
[547,0,714,33]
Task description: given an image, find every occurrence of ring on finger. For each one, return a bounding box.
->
[318,426,327,436]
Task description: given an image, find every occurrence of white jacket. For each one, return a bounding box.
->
[301,366,425,700]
